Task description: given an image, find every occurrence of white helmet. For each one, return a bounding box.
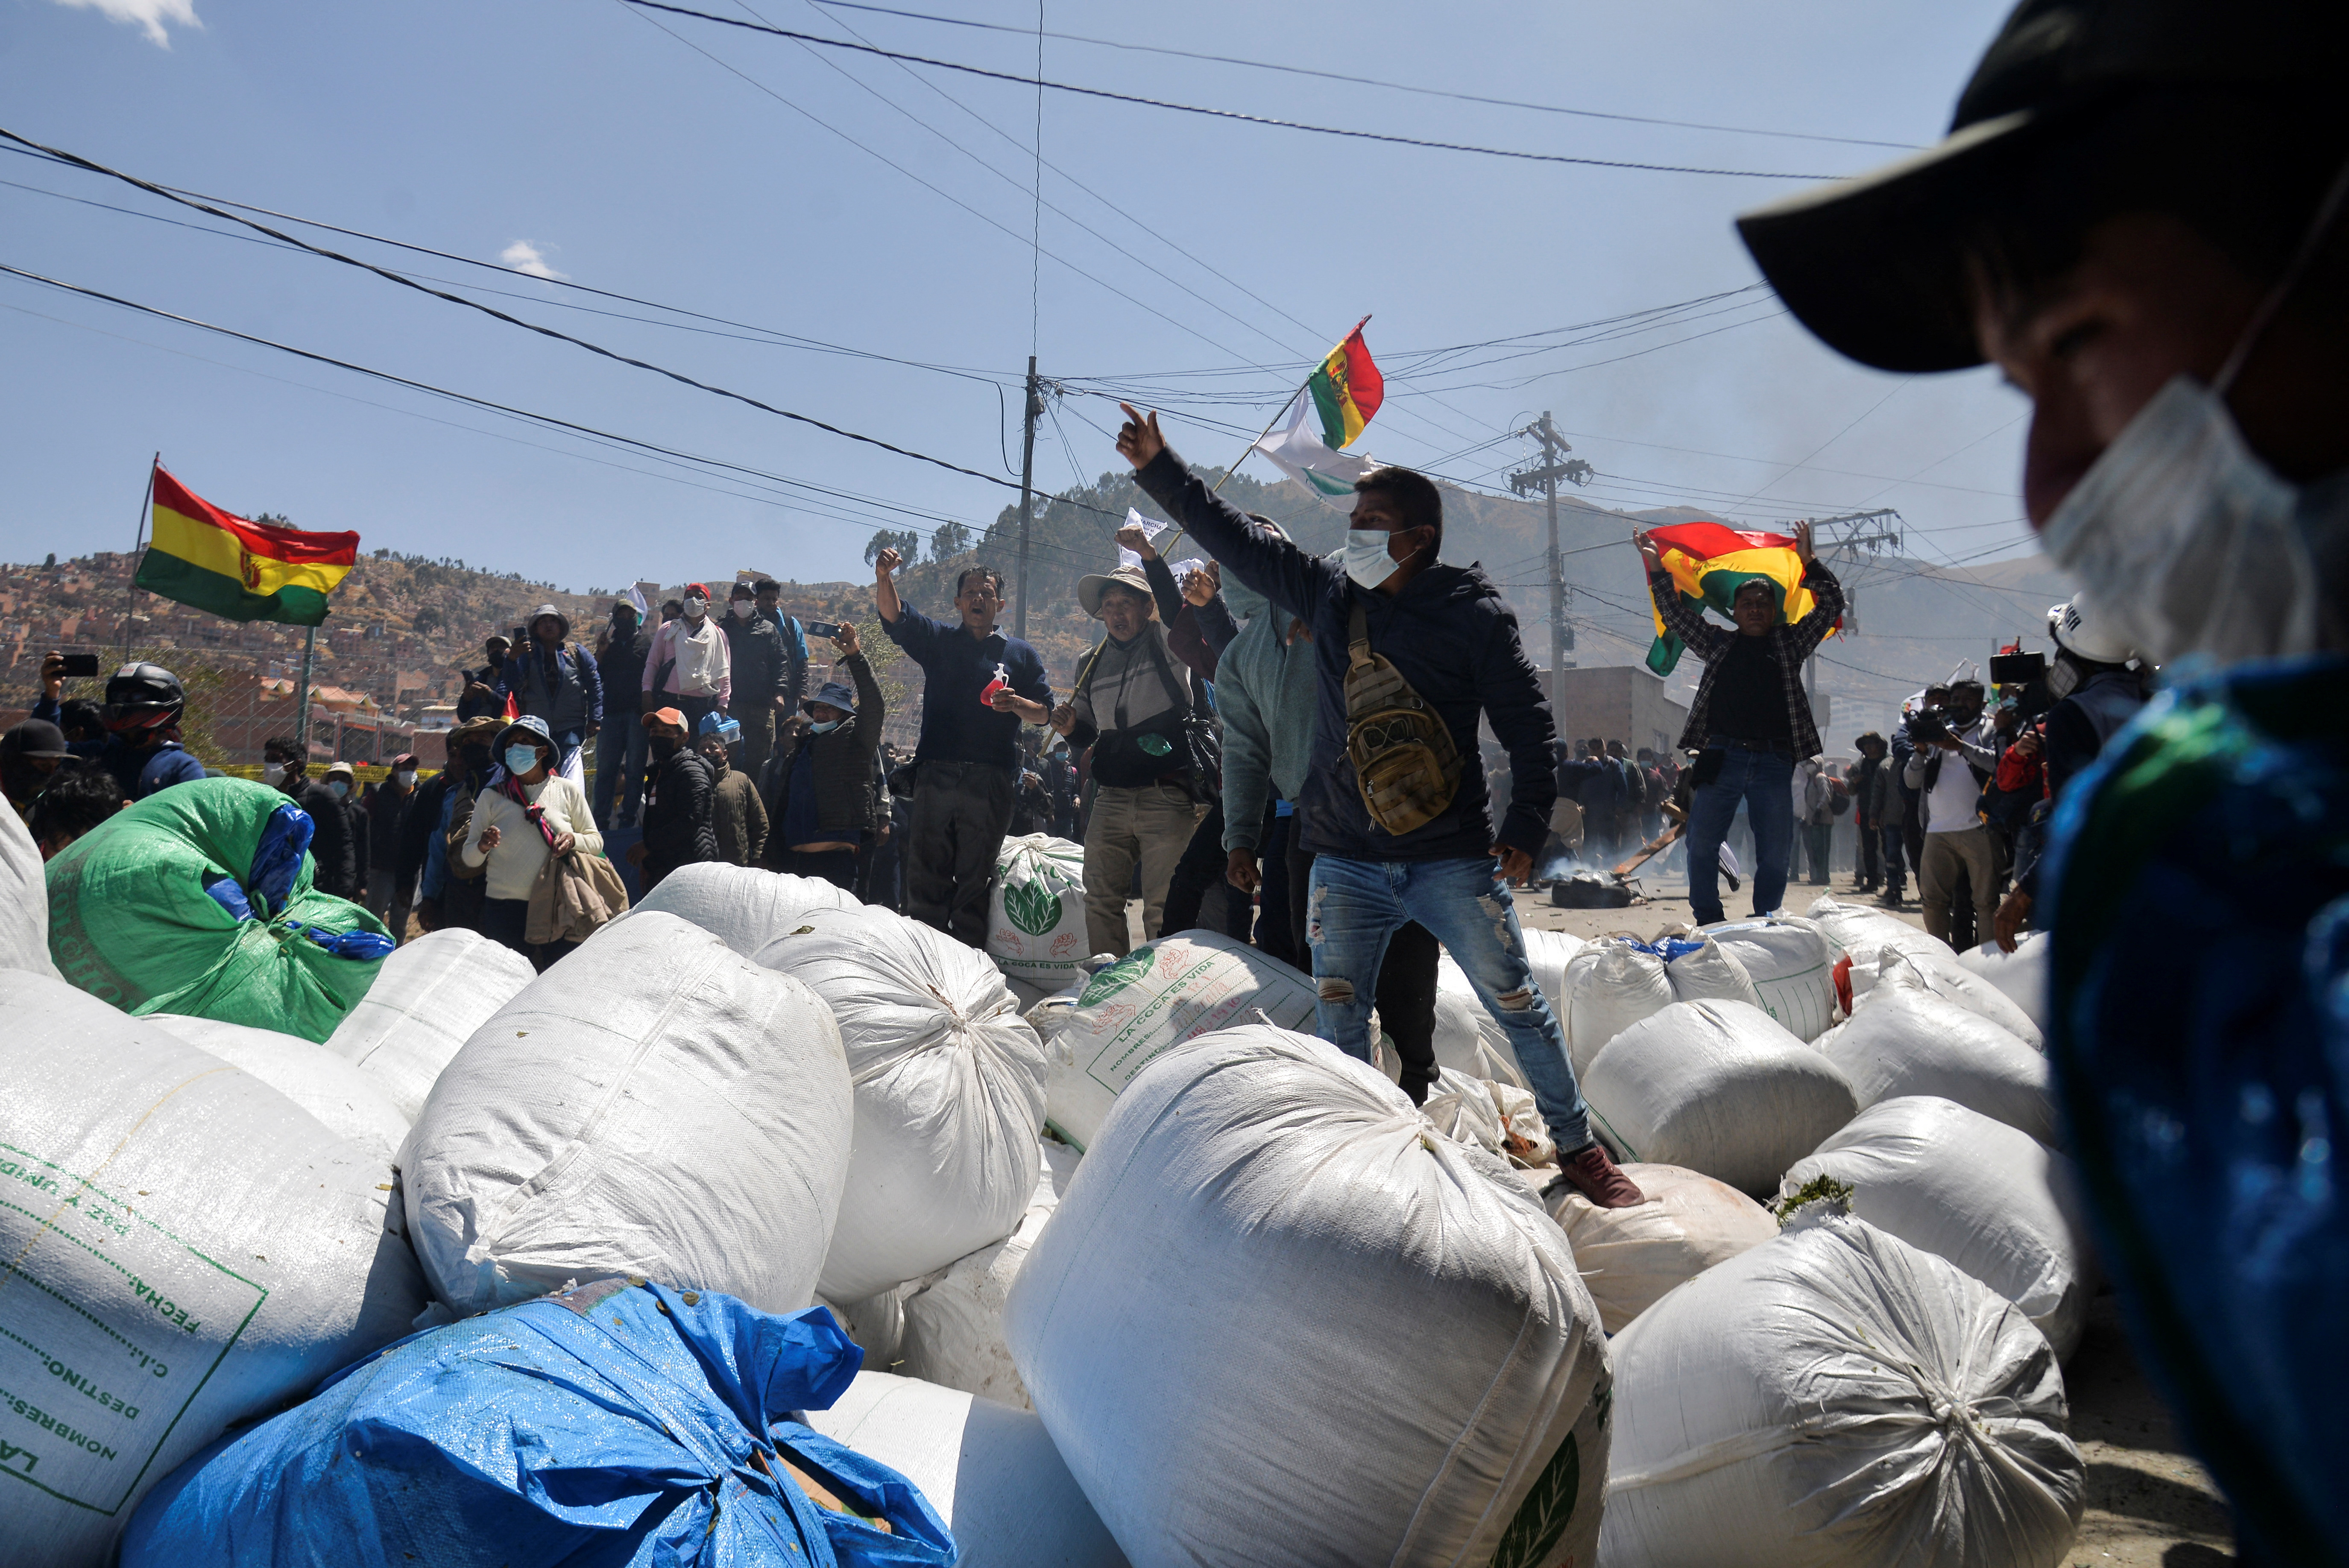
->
[2047,589,2135,667]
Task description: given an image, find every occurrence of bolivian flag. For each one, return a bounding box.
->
[1308,319,1383,449]
[1643,519,1832,676]
[135,465,357,626]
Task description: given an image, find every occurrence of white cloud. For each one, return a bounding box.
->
[53,0,200,48]
[499,240,567,281]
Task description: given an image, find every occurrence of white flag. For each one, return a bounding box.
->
[1254,390,1378,497]
[1118,508,1167,570]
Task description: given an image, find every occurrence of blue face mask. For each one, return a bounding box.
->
[326,780,349,800]
[808,719,842,734]
[1342,528,1410,590]
[504,744,542,775]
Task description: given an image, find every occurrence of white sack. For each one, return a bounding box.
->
[0,796,60,978]
[1562,936,1674,1076]
[1538,1162,1778,1334]
[627,860,856,955]
[1420,1065,1508,1154]
[1662,933,1765,1009]
[1804,894,1955,966]
[326,928,537,1121]
[987,834,1092,991]
[1702,917,1840,1040]
[1783,1095,2096,1359]
[148,1013,410,1156]
[0,971,426,1568]
[1432,954,1528,1086]
[1818,978,2055,1144]
[821,1286,908,1369]
[1522,927,1587,1015]
[896,1140,1083,1410]
[802,1372,1127,1567]
[1872,945,2046,1050]
[1006,1024,1611,1568]
[1958,931,2053,1035]
[403,912,853,1316]
[1583,999,1859,1196]
[1040,930,1317,1151]
[1602,1202,2082,1568]
[755,904,1047,1303]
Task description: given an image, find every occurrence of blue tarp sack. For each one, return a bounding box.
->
[121,1278,958,1568]
[2043,654,2349,1566]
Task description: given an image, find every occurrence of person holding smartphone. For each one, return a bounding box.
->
[36,651,206,801]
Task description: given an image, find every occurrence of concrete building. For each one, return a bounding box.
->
[1542,664,1692,760]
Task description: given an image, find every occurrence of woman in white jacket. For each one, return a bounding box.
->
[463,713,602,967]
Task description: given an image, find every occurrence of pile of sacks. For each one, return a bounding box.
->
[9,772,2104,1567]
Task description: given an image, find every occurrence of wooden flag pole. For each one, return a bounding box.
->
[120,453,157,658]
[295,623,318,756]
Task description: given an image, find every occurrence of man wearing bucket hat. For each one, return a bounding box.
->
[1734,3,2349,1555]
[497,604,602,777]
[630,706,718,890]
[761,620,885,890]
[1051,536,1207,957]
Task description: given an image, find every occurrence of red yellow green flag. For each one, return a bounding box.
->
[134,464,358,626]
[1643,520,1833,676]
[1307,319,1384,450]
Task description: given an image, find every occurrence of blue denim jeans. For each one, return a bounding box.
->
[1686,743,1795,926]
[594,714,648,827]
[1306,853,1592,1153]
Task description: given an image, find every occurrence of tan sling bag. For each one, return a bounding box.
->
[1344,603,1462,835]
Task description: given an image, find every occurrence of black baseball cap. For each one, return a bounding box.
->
[1736,0,2349,372]
[0,719,70,760]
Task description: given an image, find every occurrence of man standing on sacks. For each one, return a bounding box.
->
[1116,402,1642,1207]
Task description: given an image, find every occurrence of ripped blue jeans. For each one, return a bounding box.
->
[1306,853,1591,1153]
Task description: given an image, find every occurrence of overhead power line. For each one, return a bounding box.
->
[0,126,1023,489]
[804,0,1923,151]
[617,0,1847,180]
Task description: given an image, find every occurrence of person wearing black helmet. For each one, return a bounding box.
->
[33,654,207,802]
[1735,3,2349,1558]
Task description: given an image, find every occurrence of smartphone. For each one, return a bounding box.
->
[58,653,100,679]
[1988,651,2047,686]
[805,620,842,640]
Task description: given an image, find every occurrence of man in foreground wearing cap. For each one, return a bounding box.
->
[642,584,731,741]
[630,706,718,891]
[876,548,1053,946]
[1114,407,1641,1208]
[498,604,602,778]
[263,735,360,900]
[762,620,884,890]
[1736,2,2349,1553]
[1050,533,1208,957]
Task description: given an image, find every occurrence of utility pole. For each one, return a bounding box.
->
[1791,507,1902,737]
[1015,357,1040,641]
[1507,412,1593,705]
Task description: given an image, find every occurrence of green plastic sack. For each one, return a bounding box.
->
[46,776,391,1042]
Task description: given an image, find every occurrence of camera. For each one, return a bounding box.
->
[1904,707,1952,746]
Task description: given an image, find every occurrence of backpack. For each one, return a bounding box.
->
[1344,603,1462,836]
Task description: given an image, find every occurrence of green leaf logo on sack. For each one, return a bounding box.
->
[1491,1379,1608,1568]
[1078,946,1155,1007]
[1003,876,1063,937]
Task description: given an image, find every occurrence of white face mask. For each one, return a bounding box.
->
[1341,528,1405,590]
[262,761,288,785]
[682,595,708,620]
[394,769,416,788]
[2039,375,2322,668]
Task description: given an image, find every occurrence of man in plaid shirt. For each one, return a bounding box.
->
[1635,521,1844,926]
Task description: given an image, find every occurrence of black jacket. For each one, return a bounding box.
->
[721,612,790,710]
[762,652,885,856]
[641,749,719,884]
[1135,447,1559,861]
[292,778,360,900]
[400,769,457,886]
[598,624,651,710]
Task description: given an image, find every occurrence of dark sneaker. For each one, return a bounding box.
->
[1559,1141,1644,1208]
[1877,890,1905,908]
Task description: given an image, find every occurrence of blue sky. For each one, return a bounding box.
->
[2,0,2027,594]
